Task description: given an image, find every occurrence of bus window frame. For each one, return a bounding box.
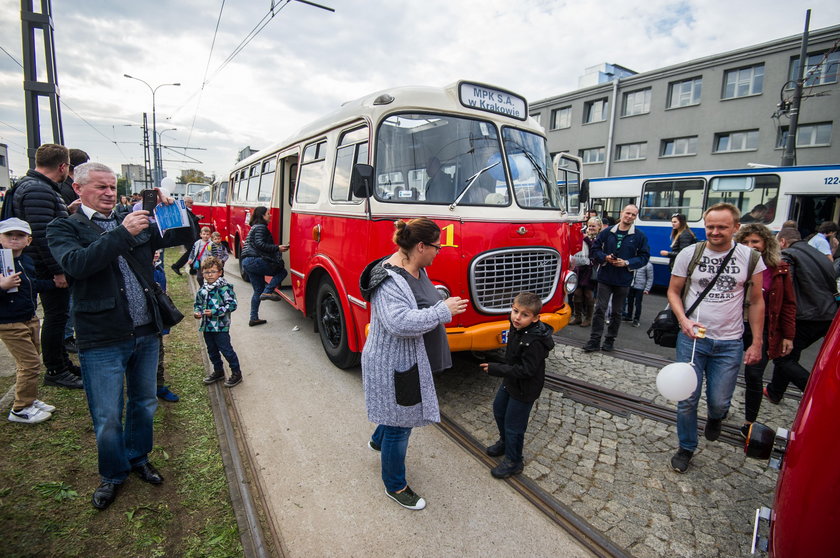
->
[331,125,370,204]
[639,178,706,222]
[296,139,328,204]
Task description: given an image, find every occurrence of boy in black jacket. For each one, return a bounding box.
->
[480,291,555,478]
[0,218,57,423]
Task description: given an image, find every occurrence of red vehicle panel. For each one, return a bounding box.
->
[767,311,840,557]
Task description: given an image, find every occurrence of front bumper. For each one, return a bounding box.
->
[445,306,571,352]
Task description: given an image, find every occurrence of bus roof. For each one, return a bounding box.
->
[233,81,542,171]
[588,163,840,183]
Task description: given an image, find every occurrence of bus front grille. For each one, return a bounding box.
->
[470,248,561,314]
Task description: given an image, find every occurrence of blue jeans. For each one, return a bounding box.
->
[203,331,240,372]
[242,257,288,321]
[675,333,743,452]
[492,385,534,464]
[371,424,412,492]
[79,334,160,484]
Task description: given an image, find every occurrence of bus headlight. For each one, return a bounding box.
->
[564,272,578,294]
[434,285,450,300]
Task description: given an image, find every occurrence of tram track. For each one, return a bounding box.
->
[437,413,633,558]
[556,336,801,402]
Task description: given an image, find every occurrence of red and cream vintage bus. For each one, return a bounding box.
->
[189,180,230,247]
[224,81,585,367]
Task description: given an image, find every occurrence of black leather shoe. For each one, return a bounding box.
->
[170,264,183,276]
[486,439,505,457]
[248,319,267,327]
[132,462,164,484]
[44,369,83,389]
[582,339,601,353]
[92,482,119,509]
[601,338,615,352]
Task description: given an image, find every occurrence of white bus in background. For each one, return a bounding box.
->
[586,164,840,286]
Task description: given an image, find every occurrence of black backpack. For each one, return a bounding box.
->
[1,182,19,220]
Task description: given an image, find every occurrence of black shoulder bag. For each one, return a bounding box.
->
[648,245,736,347]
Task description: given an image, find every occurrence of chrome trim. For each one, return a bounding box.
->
[348,295,367,309]
[290,269,305,279]
[469,247,561,314]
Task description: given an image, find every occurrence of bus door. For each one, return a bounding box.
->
[275,152,298,299]
[789,194,839,238]
[211,180,229,248]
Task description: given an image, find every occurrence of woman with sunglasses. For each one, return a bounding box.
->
[359,217,467,511]
[660,213,696,270]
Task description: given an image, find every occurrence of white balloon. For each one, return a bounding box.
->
[160,176,176,190]
[656,362,698,402]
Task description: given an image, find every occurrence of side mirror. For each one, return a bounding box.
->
[580,178,590,204]
[351,164,375,199]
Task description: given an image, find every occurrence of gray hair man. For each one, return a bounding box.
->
[47,162,193,510]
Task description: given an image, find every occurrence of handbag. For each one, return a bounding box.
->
[647,244,735,347]
[153,283,184,328]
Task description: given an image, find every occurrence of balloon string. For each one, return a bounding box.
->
[689,307,699,365]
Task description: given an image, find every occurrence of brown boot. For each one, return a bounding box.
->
[580,290,594,327]
[569,291,583,325]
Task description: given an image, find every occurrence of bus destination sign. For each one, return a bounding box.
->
[459,82,527,121]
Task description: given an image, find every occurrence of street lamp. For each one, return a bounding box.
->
[123,74,180,186]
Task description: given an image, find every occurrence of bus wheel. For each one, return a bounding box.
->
[316,279,359,369]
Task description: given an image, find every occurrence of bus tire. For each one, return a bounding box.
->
[316,279,359,369]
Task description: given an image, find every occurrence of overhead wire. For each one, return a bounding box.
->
[186,0,227,146]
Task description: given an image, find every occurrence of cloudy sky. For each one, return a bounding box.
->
[1,0,838,183]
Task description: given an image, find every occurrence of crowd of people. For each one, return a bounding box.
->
[3,144,838,513]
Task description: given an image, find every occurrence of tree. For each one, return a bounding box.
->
[179,169,208,184]
[117,177,131,197]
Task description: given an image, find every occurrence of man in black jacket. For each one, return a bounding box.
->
[766,228,839,402]
[47,162,191,510]
[12,143,81,389]
[59,148,89,355]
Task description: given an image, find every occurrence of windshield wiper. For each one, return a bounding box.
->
[449,160,501,211]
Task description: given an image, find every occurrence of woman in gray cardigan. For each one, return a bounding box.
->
[359,218,467,511]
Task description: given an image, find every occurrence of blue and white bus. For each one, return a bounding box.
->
[585,164,840,286]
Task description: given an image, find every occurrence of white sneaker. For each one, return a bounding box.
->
[32,399,56,413]
[8,404,52,424]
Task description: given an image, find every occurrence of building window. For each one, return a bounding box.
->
[714,130,759,153]
[0,154,6,167]
[660,136,697,157]
[667,77,702,108]
[583,99,608,124]
[776,122,832,148]
[550,106,572,130]
[579,147,605,164]
[722,64,764,99]
[789,51,840,87]
[615,142,647,161]
[621,88,651,116]
[530,113,542,125]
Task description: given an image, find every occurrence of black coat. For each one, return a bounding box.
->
[487,320,555,403]
[12,170,69,276]
[0,253,55,324]
[240,223,280,262]
[47,211,190,349]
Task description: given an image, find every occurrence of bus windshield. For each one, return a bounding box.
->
[374,112,510,206]
[502,127,562,210]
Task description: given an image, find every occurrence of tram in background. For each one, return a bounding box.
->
[223,81,585,367]
[585,164,840,286]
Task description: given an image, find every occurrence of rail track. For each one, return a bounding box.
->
[556,336,802,402]
[437,414,633,558]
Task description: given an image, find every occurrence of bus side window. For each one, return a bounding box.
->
[331,126,369,203]
[641,179,704,221]
[215,181,228,204]
[297,141,327,204]
[288,163,298,206]
[235,169,248,203]
[258,158,276,203]
[707,175,780,224]
[246,164,261,202]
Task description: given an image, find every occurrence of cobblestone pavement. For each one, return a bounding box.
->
[435,340,801,558]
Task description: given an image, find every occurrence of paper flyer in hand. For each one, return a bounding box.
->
[153,200,190,236]
[0,248,17,292]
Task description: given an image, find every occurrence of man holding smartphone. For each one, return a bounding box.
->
[583,204,650,353]
[47,162,193,510]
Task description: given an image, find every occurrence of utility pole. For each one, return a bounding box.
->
[781,10,811,167]
[20,0,64,168]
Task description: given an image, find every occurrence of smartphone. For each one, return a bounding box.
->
[141,189,157,213]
